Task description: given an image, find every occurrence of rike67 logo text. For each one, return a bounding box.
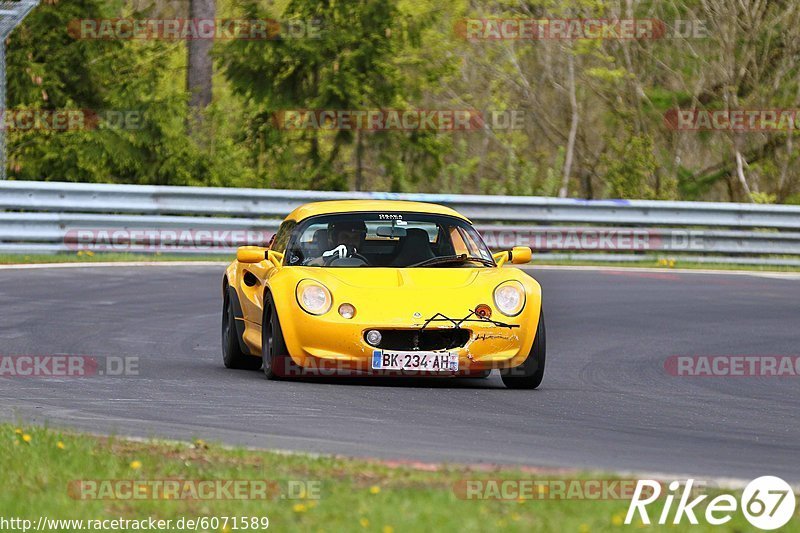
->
[626,476,796,530]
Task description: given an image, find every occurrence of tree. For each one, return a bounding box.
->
[187,0,216,134]
[6,0,248,186]
[219,0,445,191]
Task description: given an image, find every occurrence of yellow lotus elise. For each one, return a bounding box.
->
[222,200,545,389]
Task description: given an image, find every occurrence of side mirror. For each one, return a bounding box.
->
[267,250,284,269]
[493,246,532,267]
[236,246,267,264]
[510,246,532,265]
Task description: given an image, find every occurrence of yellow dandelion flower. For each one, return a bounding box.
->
[578,524,590,533]
[382,526,394,533]
[611,514,624,526]
[359,518,369,528]
[129,460,142,470]
[21,434,31,443]
[293,503,307,513]
[57,441,65,450]
[369,485,381,494]
[511,513,521,521]
[14,428,22,435]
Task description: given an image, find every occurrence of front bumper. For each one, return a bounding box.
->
[279,314,536,374]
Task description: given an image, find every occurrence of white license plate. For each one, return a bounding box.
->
[371,350,459,372]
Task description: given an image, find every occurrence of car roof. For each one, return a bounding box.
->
[285,200,471,223]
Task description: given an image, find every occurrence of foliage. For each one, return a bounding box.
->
[5,0,800,203]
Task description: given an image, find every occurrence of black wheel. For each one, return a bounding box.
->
[222,288,261,370]
[262,292,299,380]
[501,310,546,390]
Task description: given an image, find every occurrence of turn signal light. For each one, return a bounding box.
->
[475,304,492,319]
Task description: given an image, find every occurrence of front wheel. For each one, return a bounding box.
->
[501,310,546,390]
[222,289,261,370]
[262,293,299,380]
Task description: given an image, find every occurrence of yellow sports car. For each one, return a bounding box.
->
[222,200,546,389]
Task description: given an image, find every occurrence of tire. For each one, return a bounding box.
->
[222,288,262,370]
[262,292,299,380]
[501,310,546,390]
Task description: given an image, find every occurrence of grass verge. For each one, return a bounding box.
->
[1,424,790,532]
[531,259,800,272]
[0,253,227,264]
[1,253,800,273]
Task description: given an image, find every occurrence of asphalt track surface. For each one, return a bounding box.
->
[1,264,799,482]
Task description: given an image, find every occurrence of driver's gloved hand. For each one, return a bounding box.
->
[322,244,348,260]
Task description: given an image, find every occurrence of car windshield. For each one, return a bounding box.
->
[283,212,495,268]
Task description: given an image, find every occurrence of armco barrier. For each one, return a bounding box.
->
[2,180,800,265]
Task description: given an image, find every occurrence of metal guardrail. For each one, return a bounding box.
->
[2,180,800,265]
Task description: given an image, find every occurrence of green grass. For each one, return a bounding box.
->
[2,253,800,273]
[1,424,794,532]
[0,253,228,264]
[531,258,800,272]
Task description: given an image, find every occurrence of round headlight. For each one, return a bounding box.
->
[296,279,332,315]
[493,281,525,316]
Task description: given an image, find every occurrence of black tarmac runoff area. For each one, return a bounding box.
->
[1,264,798,482]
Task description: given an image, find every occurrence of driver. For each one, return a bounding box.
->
[321,220,367,263]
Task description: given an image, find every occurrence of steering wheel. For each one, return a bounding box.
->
[351,251,369,263]
[327,256,369,267]
[324,251,369,266]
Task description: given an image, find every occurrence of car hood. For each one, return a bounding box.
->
[281,266,537,294]
[294,267,515,289]
[270,265,541,329]
[322,267,483,289]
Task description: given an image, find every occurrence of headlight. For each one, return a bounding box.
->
[296,279,333,315]
[493,281,525,316]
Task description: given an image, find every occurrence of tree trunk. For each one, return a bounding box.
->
[187,0,215,134]
[734,149,753,201]
[777,134,793,202]
[355,129,365,191]
[558,53,579,198]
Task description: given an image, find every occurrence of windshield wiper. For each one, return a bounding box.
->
[408,254,495,268]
